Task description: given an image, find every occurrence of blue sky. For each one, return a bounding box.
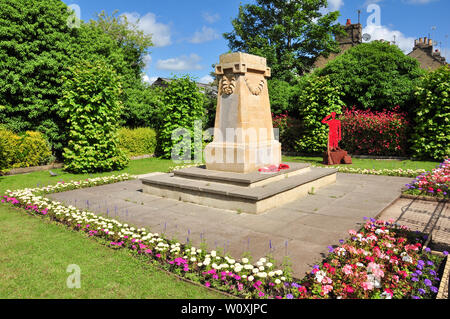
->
[63,0,449,84]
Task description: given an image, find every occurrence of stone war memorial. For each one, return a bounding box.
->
[141,52,337,214]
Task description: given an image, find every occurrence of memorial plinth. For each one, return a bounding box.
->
[141,52,337,214]
[204,52,281,173]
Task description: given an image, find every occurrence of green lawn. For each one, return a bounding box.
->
[283,155,440,172]
[0,205,225,299]
[0,157,226,299]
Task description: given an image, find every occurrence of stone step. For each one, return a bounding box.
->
[140,166,337,214]
[173,162,311,187]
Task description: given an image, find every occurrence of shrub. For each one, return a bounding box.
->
[0,129,52,171]
[272,112,302,152]
[156,75,205,160]
[268,79,299,116]
[315,41,424,112]
[340,107,409,156]
[410,66,450,161]
[294,75,345,154]
[58,60,129,173]
[122,84,165,129]
[0,129,20,171]
[15,131,52,168]
[117,127,157,157]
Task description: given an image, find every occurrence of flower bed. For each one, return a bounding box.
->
[404,158,449,199]
[322,166,426,178]
[2,175,447,299]
[340,107,409,157]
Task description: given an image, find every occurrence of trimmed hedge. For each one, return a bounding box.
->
[117,127,157,157]
[0,129,52,172]
[410,65,450,161]
[340,107,410,156]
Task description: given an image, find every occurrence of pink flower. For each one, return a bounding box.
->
[322,285,333,294]
[362,281,374,291]
[205,282,211,287]
[343,264,353,276]
[258,291,265,297]
[348,229,357,235]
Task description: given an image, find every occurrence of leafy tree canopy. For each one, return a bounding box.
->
[224,0,344,83]
[315,41,425,111]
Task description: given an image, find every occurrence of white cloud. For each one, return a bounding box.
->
[362,24,416,53]
[202,12,220,24]
[189,26,220,44]
[199,75,214,84]
[327,0,344,11]
[156,54,203,71]
[402,0,438,4]
[122,12,171,47]
[142,74,157,84]
[143,54,152,69]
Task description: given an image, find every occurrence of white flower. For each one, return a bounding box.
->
[252,268,259,274]
[266,262,273,268]
[280,276,286,281]
[259,258,266,263]
[315,270,326,283]
[274,279,281,284]
[256,272,267,278]
[241,258,249,264]
[211,250,217,257]
[247,276,254,282]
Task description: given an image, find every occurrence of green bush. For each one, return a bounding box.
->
[268,79,299,116]
[59,60,129,173]
[156,75,205,160]
[122,84,165,129]
[0,129,20,171]
[118,127,157,157]
[0,129,52,171]
[410,66,450,160]
[294,74,345,154]
[315,41,424,112]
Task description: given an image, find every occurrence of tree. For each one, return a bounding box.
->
[0,1,153,157]
[224,0,344,83]
[410,65,450,160]
[295,74,345,154]
[315,41,425,112]
[0,0,77,153]
[59,60,129,173]
[156,76,205,160]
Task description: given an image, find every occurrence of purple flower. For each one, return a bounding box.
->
[418,260,425,266]
[416,265,423,271]
[411,277,419,282]
[412,296,420,299]
[339,239,344,244]
[415,269,422,275]
[430,286,438,293]
[286,294,294,299]
[291,283,300,288]
[327,246,334,252]
[418,288,426,295]
[427,261,434,266]
[429,270,436,276]
[424,279,432,287]
[425,247,431,253]
[443,251,448,256]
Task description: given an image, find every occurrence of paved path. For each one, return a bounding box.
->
[48,173,412,279]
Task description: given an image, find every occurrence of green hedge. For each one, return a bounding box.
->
[410,65,450,161]
[0,129,52,172]
[118,127,157,157]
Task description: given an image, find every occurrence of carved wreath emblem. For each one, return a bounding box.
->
[220,75,236,95]
[244,77,265,96]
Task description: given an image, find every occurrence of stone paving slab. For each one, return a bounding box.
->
[47,172,412,279]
